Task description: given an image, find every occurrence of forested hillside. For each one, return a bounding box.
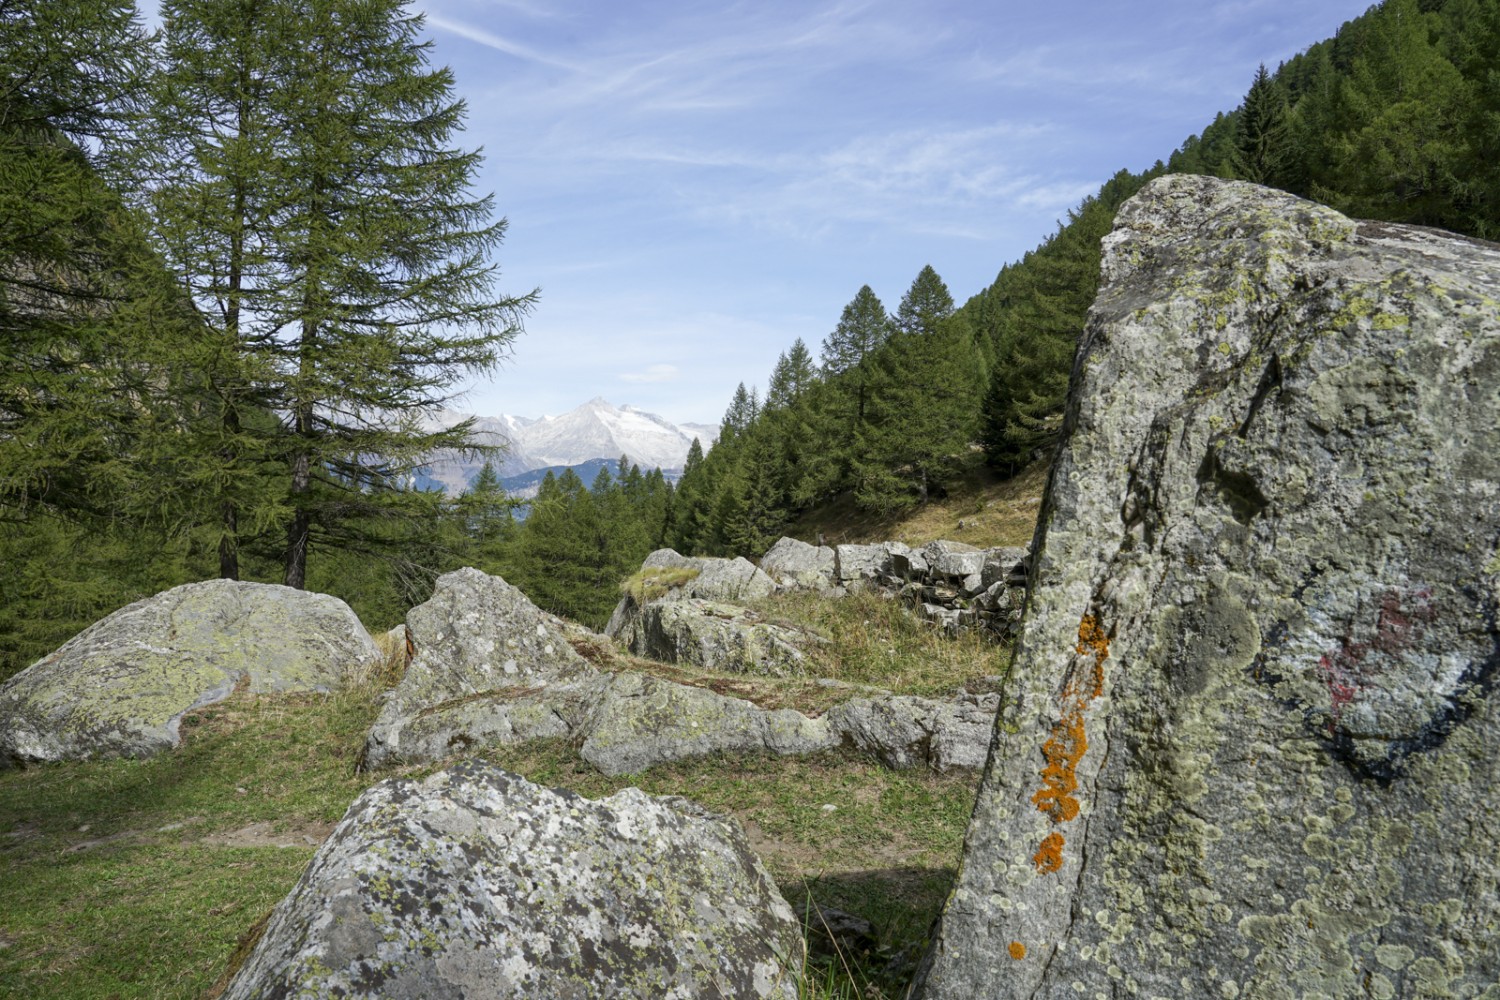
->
[4,0,1499,674]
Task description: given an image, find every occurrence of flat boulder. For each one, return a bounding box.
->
[222,761,805,999]
[0,580,378,764]
[613,598,822,675]
[579,672,836,776]
[828,692,1000,773]
[364,568,596,768]
[912,176,1500,996]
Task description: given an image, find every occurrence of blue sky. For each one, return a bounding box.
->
[405,2,1372,424]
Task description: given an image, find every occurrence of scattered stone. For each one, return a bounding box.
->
[222,762,805,999]
[364,568,596,769]
[833,543,890,586]
[911,176,1500,996]
[804,904,878,962]
[0,580,379,765]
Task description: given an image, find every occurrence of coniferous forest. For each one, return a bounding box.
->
[4,0,1500,675]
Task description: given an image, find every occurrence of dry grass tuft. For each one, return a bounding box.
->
[620,565,701,604]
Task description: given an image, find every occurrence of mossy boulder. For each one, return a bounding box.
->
[222,761,804,999]
[0,580,379,765]
[913,176,1500,997]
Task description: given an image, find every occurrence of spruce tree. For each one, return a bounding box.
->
[893,264,956,336]
[1234,64,1292,186]
[144,0,535,588]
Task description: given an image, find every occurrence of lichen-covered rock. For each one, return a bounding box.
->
[579,673,835,775]
[641,549,777,602]
[911,176,1500,997]
[922,541,983,581]
[364,568,596,768]
[365,678,606,767]
[221,761,804,999]
[614,598,822,675]
[978,546,1028,590]
[760,537,838,591]
[828,692,999,772]
[0,580,378,764]
[606,550,779,641]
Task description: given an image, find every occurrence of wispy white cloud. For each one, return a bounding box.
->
[619,364,681,384]
[424,13,583,72]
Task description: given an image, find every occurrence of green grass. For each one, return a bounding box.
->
[1,674,980,999]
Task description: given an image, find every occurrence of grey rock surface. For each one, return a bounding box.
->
[222,761,804,999]
[579,673,836,775]
[834,543,891,585]
[828,693,999,772]
[912,176,1500,997]
[760,536,838,591]
[364,568,596,768]
[0,580,378,764]
[641,549,777,602]
[614,598,821,676]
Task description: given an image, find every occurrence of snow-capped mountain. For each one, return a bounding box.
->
[414,398,717,493]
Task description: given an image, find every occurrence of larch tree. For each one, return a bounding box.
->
[144,0,534,587]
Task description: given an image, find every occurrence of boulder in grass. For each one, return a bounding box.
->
[364,567,596,769]
[579,672,836,776]
[222,761,805,999]
[613,598,823,676]
[0,580,378,765]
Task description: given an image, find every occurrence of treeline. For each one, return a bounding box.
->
[662,0,1500,555]
[2,0,529,676]
[6,0,1500,674]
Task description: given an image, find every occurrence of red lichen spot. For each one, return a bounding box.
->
[1008,941,1027,960]
[1033,832,1066,874]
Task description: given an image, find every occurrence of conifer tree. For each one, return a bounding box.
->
[893,264,956,336]
[1234,64,1292,186]
[144,0,535,588]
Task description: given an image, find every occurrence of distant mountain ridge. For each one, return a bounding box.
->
[415,397,718,493]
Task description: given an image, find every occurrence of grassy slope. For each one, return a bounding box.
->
[788,458,1048,551]
[0,461,1046,999]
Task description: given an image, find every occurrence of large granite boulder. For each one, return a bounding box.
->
[613,598,822,675]
[0,580,378,764]
[222,761,805,999]
[364,568,597,768]
[912,176,1500,997]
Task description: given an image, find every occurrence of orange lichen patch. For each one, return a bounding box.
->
[1031,714,1086,822]
[1008,941,1027,960]
[1029,611,1114,874]
[1033,831,1066,874]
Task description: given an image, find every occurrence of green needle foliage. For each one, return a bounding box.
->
[141,0,535,586]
